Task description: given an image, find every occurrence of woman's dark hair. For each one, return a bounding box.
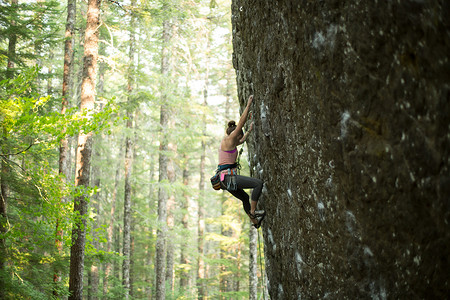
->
[226,120,243,136]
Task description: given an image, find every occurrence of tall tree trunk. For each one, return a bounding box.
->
[88,263,99,300]
[145,163,155,299]
[129,221,136,297]
[114,223,121,281]
[155,18,171,300]
[249,227,257,300]
[0,1,18,296]
[165,140,176,295]
[103,141,122,298]
[165,197,175,294]
[55,0,76,294]
[219,192,230,297]
[197,94,207,300]
[1,0,19,224]
[156,106,168,300]
[88,7,107,300]
[47,51,54,96]
[96,38,110,299]
[122,120,134,298]
[61,0,76,110]
[221,61,235,297]
[0,129,9,300]
[6,0,18,79]
[122,2,136,295]
[197,21,211,297]
[90,46,106,300]
[87,216,100,300]
[97,41,106,98]
[88,145,101,300]
[34,2,43,91]
[68,0,101,298]
[236,242,242,292]
[179,153,189,289]
[70,14,86,185]
[129,120,138,298]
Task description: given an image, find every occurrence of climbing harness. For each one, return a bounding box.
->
[224,147,243,191]
[210,147,243,191]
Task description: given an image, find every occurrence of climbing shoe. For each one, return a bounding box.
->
[251,211,266,229]
[253,210,265,217]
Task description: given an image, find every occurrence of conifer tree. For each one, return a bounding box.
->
[180,152,190,289]
[68,0,102,298]
[60,0,76,179]
[122,0,137,296]
[155,16,171,300]
[54,0,76,293]
[5,0,18,79]
[0,1,18,296]
[0,133,8,300]
[166,139,177,294]
[197,39,208,300]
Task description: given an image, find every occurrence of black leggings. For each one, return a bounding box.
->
[223,175,263,215]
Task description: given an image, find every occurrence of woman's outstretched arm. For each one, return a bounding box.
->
[230,95,253,140]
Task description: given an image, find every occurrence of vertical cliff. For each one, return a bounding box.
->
[231,1,450,299]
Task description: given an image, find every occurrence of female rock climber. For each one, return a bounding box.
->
[217,95,266,228]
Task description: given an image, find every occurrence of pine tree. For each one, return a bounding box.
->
[122,0,137,296]
[6,0,18,79]
[249,227,257,300]
[55,0,76,294]
[68,0,102,298]
[155,16,171,300]
[88,148,101,299]
[60,0,76,179]
[0,131,8,300]
[179,152,190,289]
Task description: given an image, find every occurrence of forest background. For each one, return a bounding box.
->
[0,0,264,299]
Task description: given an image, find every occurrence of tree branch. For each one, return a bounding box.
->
[0,143,34,157]
[107,0,128,12]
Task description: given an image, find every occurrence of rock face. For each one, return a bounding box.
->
[231,1,450,299]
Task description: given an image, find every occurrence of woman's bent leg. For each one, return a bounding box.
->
[225,175,263,225]
[235,175,263,202]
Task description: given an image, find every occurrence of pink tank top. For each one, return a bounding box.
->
[218,147,238,165]
[218,147,238,181]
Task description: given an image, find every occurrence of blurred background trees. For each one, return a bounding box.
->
[0,0,264,298]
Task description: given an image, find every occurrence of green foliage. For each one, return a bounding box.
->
[1,68,116,143]
[0,0,63,79]
[0,163,73,299]
[0,0,262,299]
[0,66,118,297]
